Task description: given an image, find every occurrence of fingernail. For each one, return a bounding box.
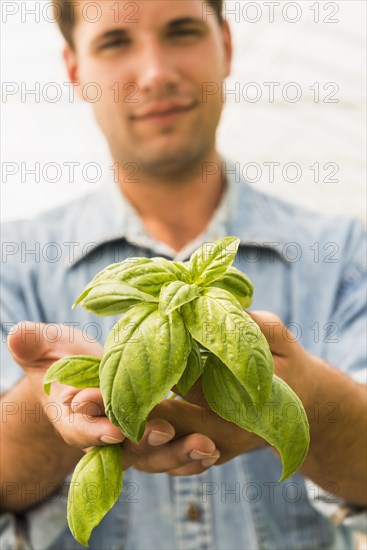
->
[148,430,173,446]
[70,401,81,412]
[202,454,220,467]
[61,395,73,406]
[189,449,216,460]
[100,435,123,444]
[59,390,77,406]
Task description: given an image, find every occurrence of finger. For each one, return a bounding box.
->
[65,388,105,416]
[58,411,125,449]
[167,457,220,476]
[143,418,175,447]
[149,398,264,460]
[247,311,290,355]
[175,379,210,409]
[117,418,175,469]
[127,433,219,473]
[7,322,103,370]
[167,462,208,476]
[150,399,216,439]
[61,413,175,453]
[59,387,80,405]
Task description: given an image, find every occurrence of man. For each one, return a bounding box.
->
[1,1,366,549]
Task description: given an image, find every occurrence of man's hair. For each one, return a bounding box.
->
[52,0,223,50]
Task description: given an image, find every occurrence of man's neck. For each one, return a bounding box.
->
[116,151,225,252]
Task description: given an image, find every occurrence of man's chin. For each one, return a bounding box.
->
[132,146,211,181]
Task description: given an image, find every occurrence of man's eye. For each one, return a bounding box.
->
[169,28,202,39]
[100,39,130,50]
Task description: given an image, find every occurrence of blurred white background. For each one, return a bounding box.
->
[1,0,366,223]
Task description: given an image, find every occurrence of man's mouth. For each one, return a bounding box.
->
[131,101,198,122]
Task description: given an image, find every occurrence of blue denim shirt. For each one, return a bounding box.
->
[1,163,366,550]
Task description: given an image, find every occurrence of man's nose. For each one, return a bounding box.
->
[137,41,179,94]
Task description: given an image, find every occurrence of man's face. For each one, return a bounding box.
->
[66,0,232,178]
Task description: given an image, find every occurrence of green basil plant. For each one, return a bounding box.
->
[43,237,310,546]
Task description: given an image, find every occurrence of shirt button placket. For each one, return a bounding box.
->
[173,475,214,550]
[186,503,203,522]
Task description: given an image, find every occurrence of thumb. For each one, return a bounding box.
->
[7,321,103,371]
[247,310,298,356]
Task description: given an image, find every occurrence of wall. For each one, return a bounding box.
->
[1,0,366,223]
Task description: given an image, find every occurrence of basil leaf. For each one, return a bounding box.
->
[80,283,158,316]
[154,258,191,283]
[73,258,152,308]
[188,236,240,286]
[100,303,190,442]
[92,258,151,283]
[73,259,177,308]
[202,355,310,480]
[176,339,203,396]
[208,266,254,309]
[159,281,200,315]
[102,302,155,358]
[43,355,101,395]
[182,287,273,407]
[67,445,123,547]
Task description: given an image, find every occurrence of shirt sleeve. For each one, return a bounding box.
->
[324,219,367,385]
[0,221,40,394]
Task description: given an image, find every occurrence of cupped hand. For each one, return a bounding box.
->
[64,386,221,474]
[7,322,220,474]
[149,310,313,473]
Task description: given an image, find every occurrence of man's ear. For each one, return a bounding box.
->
[222,21,233,78]
[63,44,83,100]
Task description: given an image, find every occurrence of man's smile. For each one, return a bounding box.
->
[131,100,198,123]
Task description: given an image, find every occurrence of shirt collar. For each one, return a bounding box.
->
[68,158,291,269]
